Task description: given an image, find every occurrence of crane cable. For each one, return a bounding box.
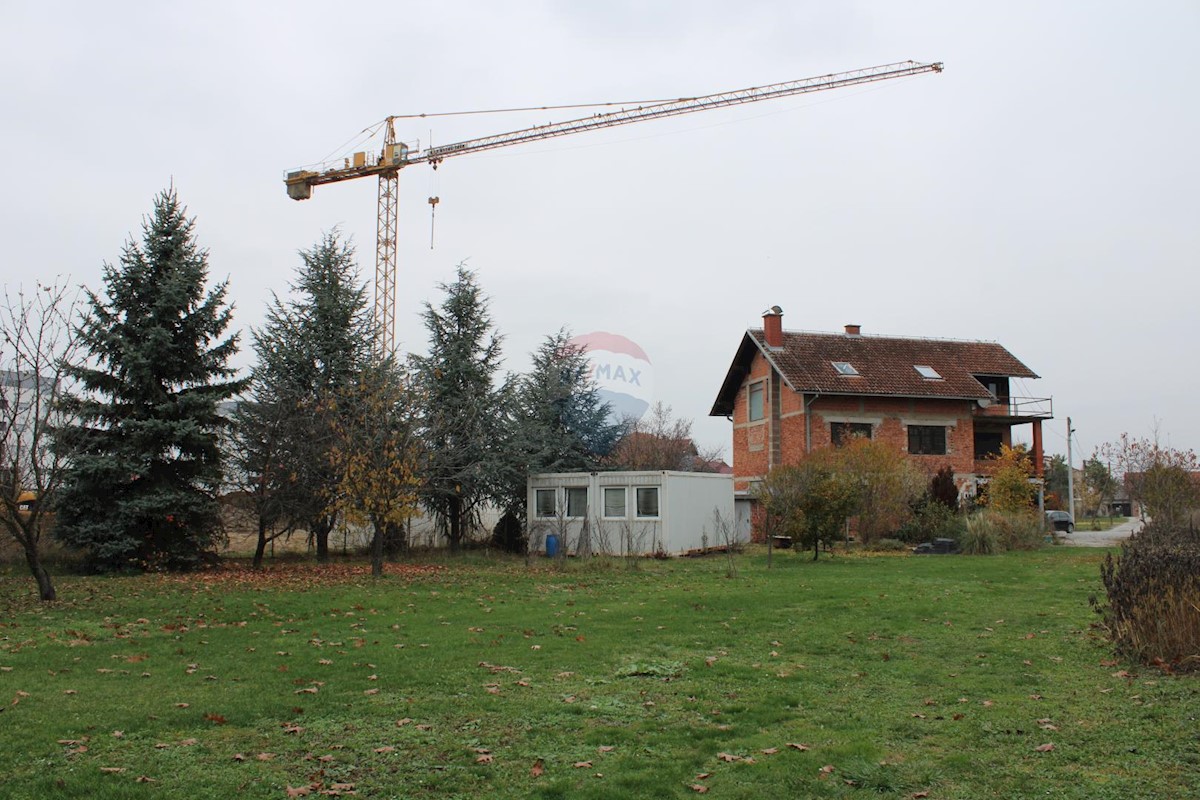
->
[388,96,691,120]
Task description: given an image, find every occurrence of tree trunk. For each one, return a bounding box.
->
[370,516,384,577]
[812,538,820,562]
[449,497,462,554]
[23,539,56,602]
[253,518,268,570]
[314,518,331,562]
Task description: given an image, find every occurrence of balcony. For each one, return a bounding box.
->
[972,395,1053,423]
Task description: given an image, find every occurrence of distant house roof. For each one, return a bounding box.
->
[711,329,1039,416]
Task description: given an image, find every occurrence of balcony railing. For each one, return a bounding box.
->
[974,395,1053,420]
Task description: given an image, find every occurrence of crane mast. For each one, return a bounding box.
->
[286,60,943,354]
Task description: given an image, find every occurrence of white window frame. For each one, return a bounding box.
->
[603,486,627,519]
[565,486,588,519]
[635,486,660,519]
[535,488,557,518]
[748,381,765,422]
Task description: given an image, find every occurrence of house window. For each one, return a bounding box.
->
[908,425,947,455]
[974,431,1004,459]
[636,487,660,518]
[603,487,626,518]
[831,422,872,447]
[748,382,765,421]
[831,361,859,376]
[914,365,942,380]
[535,489,557,518]
[566,487,588,518]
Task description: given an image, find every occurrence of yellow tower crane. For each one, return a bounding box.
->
[285,60,942,355]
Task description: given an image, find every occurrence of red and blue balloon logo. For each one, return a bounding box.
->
[568,331,653,423]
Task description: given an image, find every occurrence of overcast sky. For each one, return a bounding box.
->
[3,1,1197,464]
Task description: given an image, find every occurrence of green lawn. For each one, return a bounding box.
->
[1,549,1195,799]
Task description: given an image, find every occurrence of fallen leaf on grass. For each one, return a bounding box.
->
[395,718,413,727]
[1112,670,1132,679]
[232,754,246,762]
[573,761,593,768]
[135,775,156,783]
[819,765,836,774]
[761,747,779,755]
[415,724,432,731]
[204,713,227,725]
[256,752,275,761]
[286,785,311,797]
[374,746,396,754]
[282,725,304,735]
[1034,743,1055,752]
[63,690,77,695]
[175,703,190,708]
[295,687,318,695]
[598,745,615,753]
[99,767,124,774]
[912,793,930,799]
[476,754,494,764]
[716,752,741,762]
[363,688,379,695]
[689,785,709,793]
[531,758,544,777]
[786,743,810,751]
[179,738,198,746]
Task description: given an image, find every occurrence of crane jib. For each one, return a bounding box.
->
[416,61,942,165]
[284,59,943,355]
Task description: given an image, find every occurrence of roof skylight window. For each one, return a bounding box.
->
[831,361,859,376]
[914,365,942,380]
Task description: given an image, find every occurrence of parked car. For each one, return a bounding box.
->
[1045,510,1074,533]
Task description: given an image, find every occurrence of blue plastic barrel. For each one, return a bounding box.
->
[545,533,559,557]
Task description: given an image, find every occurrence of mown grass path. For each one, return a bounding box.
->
[1,549,1195,799]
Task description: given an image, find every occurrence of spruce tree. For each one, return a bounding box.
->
[412,265,504,553]
[55,188,244,570]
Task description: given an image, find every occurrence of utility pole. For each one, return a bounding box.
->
[1066,417,1076,520]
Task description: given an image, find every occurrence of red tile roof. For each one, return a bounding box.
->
[711,328,1039,416]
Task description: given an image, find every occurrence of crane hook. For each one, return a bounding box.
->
[428,196,440,250]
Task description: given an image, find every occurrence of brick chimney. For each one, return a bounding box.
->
[844,324,861,336]
[762,306,783,348]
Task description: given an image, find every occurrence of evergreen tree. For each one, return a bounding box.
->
[412,265,504,553]
[55,189,244,570]
[243,231,373,562]
[497,330,620,518]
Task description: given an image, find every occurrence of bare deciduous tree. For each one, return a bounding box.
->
[606,402,725,472]
[1,281,82,601]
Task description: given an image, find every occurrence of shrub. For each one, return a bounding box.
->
[1096,523,1200,671]
[896,498,965,544]
[866,538,909,552]
[961,510,1045,554]
[960,514,998,554]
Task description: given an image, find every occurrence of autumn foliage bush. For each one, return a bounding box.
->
[1096,522,1200,672]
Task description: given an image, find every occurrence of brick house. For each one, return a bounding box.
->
[709,308,1052,514]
